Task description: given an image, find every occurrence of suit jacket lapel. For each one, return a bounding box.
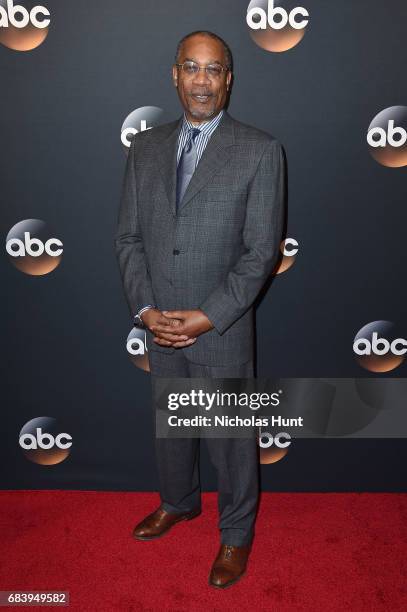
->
[156,110,236,217]
[156,115,183,217]
[179,110,235,212]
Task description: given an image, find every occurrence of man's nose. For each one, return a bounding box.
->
[192,67,211,85]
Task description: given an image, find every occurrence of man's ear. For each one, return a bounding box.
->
[172,65,178,87]
[226,71,232,90]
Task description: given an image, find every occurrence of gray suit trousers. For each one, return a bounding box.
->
[149,348,259,547]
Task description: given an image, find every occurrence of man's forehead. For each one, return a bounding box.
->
[179,36,225,61]
[182,56,223,65]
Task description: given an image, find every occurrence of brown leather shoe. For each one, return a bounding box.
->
[132,506,201,540]
[209,544,251,589]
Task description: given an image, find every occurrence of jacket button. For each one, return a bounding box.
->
[173,249,180,255]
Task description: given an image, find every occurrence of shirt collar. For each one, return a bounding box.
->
[181,108,224,135]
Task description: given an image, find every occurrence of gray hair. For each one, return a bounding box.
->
[174,30,233,71]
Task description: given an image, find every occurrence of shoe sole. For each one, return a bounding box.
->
[133,509,201,541]
[208,570,246,589]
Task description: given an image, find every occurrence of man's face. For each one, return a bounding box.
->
[172,34,232,123]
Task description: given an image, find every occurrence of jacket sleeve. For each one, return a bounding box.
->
[114,135,155,318]
[199,139,286,335]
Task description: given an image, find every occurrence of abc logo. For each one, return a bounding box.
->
[258,431,291,464]
[121,106,164,150]
[0,0,50,51]
[367,106,407,168]
[246,0,309,52]
[353,321,407,373]
[6,219,63,275]
[273,237,299,274]
[19,417,72,465]
[127,326,150,372]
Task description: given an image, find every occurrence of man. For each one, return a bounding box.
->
[115,30,286,589]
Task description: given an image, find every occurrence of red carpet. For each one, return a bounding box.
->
[0,491,406,611]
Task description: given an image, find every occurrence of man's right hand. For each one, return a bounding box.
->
[141,308,197,348]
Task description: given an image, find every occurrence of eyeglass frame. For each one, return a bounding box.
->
[175,60,230,78]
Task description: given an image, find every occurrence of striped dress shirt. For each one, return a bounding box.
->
[176,108,224,167]
[136,109,224,322]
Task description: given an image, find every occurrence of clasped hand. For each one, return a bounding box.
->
[141,308,214,348]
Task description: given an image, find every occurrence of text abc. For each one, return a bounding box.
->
[20,427,72,450]
[121,121,152,147]
[7,232,63,257]
[367,120,407,148]
[259,431,291,448]
[0,0,50,29]
[247,0,309,30]
[127,336,148,355]
[353,332,407,356]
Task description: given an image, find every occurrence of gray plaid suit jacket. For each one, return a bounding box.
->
[115,110,286,366]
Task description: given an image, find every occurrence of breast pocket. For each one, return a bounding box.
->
[198,186,247,223]
[204,184,247,203]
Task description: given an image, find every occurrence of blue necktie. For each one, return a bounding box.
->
[176,127,200,211]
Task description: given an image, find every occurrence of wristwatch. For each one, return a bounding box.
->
[133,305,155,329]
[133,313,145,328]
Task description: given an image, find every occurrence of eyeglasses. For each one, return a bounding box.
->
[175,61,229,79]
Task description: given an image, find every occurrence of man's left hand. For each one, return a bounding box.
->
[151,309,214,346]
